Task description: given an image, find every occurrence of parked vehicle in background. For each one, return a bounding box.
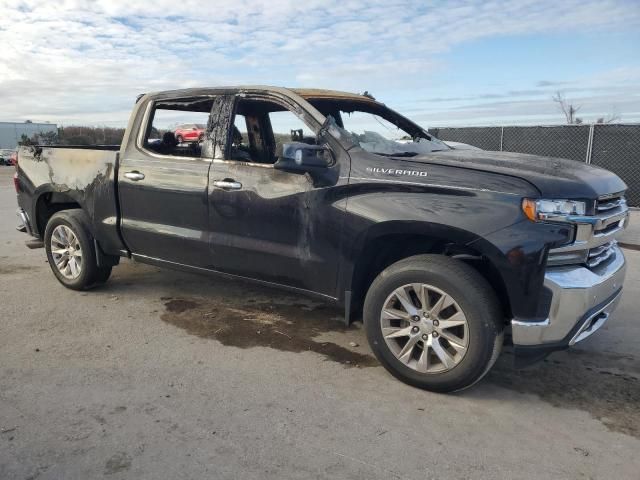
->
[0,149,17,166]
[174,124,205,143]
[14,86,629,393]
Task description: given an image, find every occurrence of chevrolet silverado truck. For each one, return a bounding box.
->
[14,87,629,392]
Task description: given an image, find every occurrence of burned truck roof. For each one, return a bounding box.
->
[135,86,383,127]
[140,86,379,104]
[292,88,377,103]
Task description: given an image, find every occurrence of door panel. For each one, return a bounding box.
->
[118,95,216,267]
[119,155,212,267]
[208,160,346,295]
[206,94,349,297]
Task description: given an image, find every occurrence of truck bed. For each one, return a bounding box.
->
[16,144,124,255]
[18,145,119,191]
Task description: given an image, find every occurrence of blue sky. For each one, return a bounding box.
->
[0,0,638,127]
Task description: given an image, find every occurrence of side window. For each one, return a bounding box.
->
[228,98,318,165]
[269,110,316,154]
[143,97,212,158]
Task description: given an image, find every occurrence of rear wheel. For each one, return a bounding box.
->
[364,254,503,393]
[44,211,112,290]
[94,265,113,285]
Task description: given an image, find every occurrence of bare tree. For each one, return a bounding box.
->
[596,110,621,124]
[553,91,621,124]
[552,91,582,124]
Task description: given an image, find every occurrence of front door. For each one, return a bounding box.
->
[207,93,348,297]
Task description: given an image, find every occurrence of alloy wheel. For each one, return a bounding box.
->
[50,225,83,280]
[380,283,470,373]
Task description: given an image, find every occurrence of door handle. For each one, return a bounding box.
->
[213,180,242,190]
[124,171,145,181]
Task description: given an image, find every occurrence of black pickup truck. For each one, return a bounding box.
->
[14,87,629,392]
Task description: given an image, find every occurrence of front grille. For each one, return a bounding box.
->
[587,241,616,268]
[595,221,623,236]
[546,191,628,270]
[587,193,626,268]
[593,192,628,237]
[596,192,626,212]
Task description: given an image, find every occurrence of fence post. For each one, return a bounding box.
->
[499,126,504,151]
[586,124,595,164]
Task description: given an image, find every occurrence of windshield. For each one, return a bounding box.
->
[307,98,450,157]
[339,110,448,156]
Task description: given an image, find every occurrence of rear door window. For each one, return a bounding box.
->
[143,97,213,158]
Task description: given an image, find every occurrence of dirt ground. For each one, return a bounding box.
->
[1,167,639,479]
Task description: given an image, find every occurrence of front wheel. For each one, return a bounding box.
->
[364,254,503,393]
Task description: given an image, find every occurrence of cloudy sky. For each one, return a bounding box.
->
[0,0,639,127]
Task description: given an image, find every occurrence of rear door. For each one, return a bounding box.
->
[207,93,349,297]
[118,95,215,267]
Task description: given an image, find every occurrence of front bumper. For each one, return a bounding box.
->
[511,244,626,348]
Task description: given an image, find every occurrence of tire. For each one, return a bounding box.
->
[94,266,113,285]
[363,254,503,393]
[176,135,183,144]
[44,210,111,290]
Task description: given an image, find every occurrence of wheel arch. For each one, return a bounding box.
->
[34,189,84,238]
[44,207,119,268]
[343,221,512,324]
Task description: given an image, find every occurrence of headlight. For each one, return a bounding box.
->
[522,198,586,222]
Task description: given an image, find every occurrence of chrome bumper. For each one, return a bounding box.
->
[512,245,626,346]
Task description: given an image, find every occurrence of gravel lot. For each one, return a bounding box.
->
[1,167,639,479]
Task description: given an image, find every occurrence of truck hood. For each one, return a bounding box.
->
[403,149,626,199]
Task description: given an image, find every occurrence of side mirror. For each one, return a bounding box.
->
[274,142,332,174]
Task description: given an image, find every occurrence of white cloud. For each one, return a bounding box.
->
[409,66,640,126]
[0,0,638,125]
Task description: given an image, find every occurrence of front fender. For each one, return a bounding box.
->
[338,179,572,321]
[468,219,572,321]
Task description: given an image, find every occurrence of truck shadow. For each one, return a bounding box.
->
[480,348,640,439]
[107,260,640,439]
[158,294,378,368]
[107,260,376,368]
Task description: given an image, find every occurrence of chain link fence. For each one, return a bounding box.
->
[428,126,503,151]
[428,124,640,206]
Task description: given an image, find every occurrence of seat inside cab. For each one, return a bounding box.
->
[230,98,317,164]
